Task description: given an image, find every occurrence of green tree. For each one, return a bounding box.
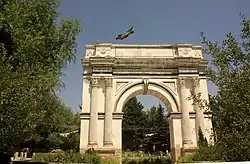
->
[145,104,170,153]
[0,0,81,156]
[31,105,80,150]
[60,132,80,152]
[155,104,170,152]
[59,112,80,152]
[122,97,147,151]
[144,106,157,153]
[197,127,208,147]
[201,14,250,161]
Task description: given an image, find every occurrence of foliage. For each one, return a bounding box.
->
[197,127,208,147]
[123,156,171,164]
[200,14,250,161]
[0,0,81,154]
[191,128,221,162]
[192,145,221,162]
[101,157,120,164]
[177,155,194,163]
[34,110,80,151]
[145,104,170,153]
[122,97,147,151]
[32,152,100,164]
[122,97,170,153]
[60,131,80,152]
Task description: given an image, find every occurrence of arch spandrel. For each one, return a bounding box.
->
[114,82,179,113]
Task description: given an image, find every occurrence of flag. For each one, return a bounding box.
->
[116,26,135,40]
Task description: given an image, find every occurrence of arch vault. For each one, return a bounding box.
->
[80,43,213,162]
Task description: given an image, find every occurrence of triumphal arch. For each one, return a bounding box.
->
[80,43,213,162]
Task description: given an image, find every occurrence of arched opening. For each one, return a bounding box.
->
[115,83,179,113]
[115,83,179,160]
[122,95,170,155]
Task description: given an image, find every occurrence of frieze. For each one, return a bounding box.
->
[112,70,179,75]
[95,47,111,57]
[82,57,207,71]
[178,48,192,57]
[92,67,112,73]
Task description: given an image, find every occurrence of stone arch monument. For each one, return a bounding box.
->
[80,43,213,162]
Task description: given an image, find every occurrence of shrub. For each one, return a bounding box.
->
[123,157,171,164]
[32,152,101,164]
[101,157,120,164]
[191,128,223,162]
[191,145,223,162]
[177,155,193,163]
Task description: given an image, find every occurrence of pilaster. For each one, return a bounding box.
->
[88,76,100,146]
[192,77,205,140]
[104,77,113,147]
[178,77,193,148]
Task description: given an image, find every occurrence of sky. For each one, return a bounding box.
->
[57,0,250,112]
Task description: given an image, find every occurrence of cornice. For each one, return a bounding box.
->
[85,43,203,50]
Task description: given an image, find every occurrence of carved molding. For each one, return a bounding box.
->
[194,50,202,57]
[192,77,200,88]
[178,48,191,57]
[98,48,109,54]
[177,77,197,89]
[105,77,113,88]
[162,82,177,92]
[91,77,100,87]
[177,77,188,87]
[96,47,111,57]
[86,49,94,57]
[115,82,132,95]
[142,78,149,95]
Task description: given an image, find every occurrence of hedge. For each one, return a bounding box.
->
[32,152,101,164]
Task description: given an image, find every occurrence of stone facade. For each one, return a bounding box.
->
[80,43,213,162]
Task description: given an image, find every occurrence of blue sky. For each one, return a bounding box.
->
[58,0,250,112]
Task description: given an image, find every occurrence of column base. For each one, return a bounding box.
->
[181,147,197,156]
[103,141,113,147]
[183,140,193,147]
[88,141,98,147]
[92,148,119,159]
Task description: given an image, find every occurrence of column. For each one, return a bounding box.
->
[178,77,193,147]
[104,77,113,146]
[88,77,100,146]
[192,77,204,140]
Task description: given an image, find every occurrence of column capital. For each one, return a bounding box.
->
[177,77,188,87]
[91,77,100,87]
[105,77,113,88]
[178,77,196,88]
[191,77,200,88]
